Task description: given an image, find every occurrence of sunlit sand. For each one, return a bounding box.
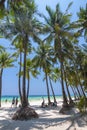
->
[0,99,87,130]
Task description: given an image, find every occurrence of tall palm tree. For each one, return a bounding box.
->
[1,0,41,104]
[33,43,54,105]
[11,35,32,105]
[43,3,75,109]
[0,0,41,120]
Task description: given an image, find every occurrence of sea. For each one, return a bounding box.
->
[1,95,62,102]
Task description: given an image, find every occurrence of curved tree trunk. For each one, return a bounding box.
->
[73,87,80,100]
[49,77,57,103]
[80,85,86,98]
[70,86,77,101]
[73,62,84,98]
[75,66,86,98]
[55,37,68,108]
[60,61,68,108]
[76,86,81,98]
[64,69,74,106]
[78,77,86,98]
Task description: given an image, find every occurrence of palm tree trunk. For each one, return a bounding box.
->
[78,77,86,98]
[27,71,30,104]
[22,36,28,107]
[56,37,68,108]
[75,66,86,98]
[80,85,86,98]
[49,77,57,103]
[73,62,83,98]
[18,51,22,104]
[76,86,81,98]
[45,73,51,105]
[70,86,77,100]
[73,87,79,100]
[60,61,68,108]
[0,69,3,107]
[64,69,74,106]
[0,0,5,7]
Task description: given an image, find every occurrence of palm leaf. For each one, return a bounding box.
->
[65,2,73,14]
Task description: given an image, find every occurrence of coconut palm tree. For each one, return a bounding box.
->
[26,58,40,101]
[0,0,42,120]
[11,2,41,108]
[33,42,54,105]
[0,50,16,107]
[43,3,75,109]
[48,67,60,103]
[77,4,87,41]
[82,44,87,91]
[11,35,33,105]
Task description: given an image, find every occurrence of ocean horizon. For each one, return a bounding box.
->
[1,95,63,102]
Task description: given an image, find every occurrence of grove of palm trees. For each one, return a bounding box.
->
[0,0,87,121]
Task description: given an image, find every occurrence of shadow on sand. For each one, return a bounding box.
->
[0,106,87,130]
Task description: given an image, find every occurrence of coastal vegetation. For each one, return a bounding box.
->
[0,0,87,120]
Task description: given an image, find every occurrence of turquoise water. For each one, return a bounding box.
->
[1,95,62,102]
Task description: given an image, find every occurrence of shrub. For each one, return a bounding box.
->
[77,97,87,113]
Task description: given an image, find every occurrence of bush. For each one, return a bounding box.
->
[77,97,87,113]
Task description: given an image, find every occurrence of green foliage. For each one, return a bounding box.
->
[77,97,87,113]
[77,4,87,20]
[0,51,15,68]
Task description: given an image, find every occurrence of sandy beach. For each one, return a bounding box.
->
[0,99,87,130]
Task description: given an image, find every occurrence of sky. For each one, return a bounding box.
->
[0,0,87,96]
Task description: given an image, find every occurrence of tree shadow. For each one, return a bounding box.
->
[0,106,87,130]
[66,113,87,130]
[0,116,72,130]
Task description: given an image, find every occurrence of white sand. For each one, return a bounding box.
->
[0,99,87,130]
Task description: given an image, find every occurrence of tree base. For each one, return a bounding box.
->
[12,106,38,120]
[59,103,70,114]
[69,101,75,107]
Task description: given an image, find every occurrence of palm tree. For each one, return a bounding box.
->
[82,44,87,91]
[43,3,75,109]
[48,67,60,103]
[12,1,41,108]
[0,0,41,120]
[63,65,74,106]
[69,46,87,98]
[26,58,40,101]
[77,4,87,41]
[0,50,15,107]
[11,35,32,105]
[33,42,54,105]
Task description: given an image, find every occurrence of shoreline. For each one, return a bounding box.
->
[1,95,63,102]
[0,99,87,130]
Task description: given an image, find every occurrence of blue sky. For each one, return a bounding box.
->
[0,0,87,96]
